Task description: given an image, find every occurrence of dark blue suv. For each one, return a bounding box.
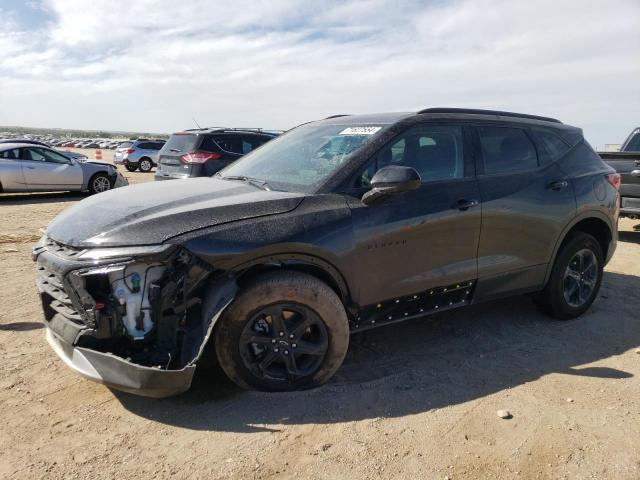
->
[34,108,619,397]
[155,128,279,181]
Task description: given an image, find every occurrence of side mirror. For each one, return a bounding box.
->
[361,165,421,205]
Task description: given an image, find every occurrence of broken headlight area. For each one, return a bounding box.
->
[36,241,229,372]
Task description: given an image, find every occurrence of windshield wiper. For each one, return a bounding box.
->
[221,175,271,191]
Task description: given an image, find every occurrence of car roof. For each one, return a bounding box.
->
[314,108,578,132]
[0,142,49,150]
[317,112,414,125]
[174,128,280,136]
[0,138,49,146]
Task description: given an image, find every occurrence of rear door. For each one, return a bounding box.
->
[20,147,83,191]
[473,125,575,299]
[0,148,28,191]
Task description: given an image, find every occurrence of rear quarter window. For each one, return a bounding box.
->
[531,129,571,164]
[477,126,538,174]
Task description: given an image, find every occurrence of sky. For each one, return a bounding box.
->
[0,0,638,147]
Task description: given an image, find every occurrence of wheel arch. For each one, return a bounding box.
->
[87,171,112,193]
[544,212,614,284]
[231,253,351,306]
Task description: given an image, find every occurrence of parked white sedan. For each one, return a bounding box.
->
[0,143,128,194]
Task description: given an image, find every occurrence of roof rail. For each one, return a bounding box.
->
[324,114,351,119]
[417,107,562,124]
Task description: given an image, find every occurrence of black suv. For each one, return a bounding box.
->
[154,128,279,180]
[33,108,619,397]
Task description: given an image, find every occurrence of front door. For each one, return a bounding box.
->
[346,124,481,308]
[20,147,83,191]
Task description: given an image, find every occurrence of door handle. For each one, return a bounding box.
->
[546,180,568,190]
[455,199,479,211]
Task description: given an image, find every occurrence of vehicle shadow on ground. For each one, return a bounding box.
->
[0,191,84,205]
[115,271,640,432]
[619,229,640,244]
[0,322,44,331]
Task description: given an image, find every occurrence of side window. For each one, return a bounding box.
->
[241,139,254,154]
[212,136,242,154]
[153,142,165,150]
[624,132,640,152]
[0,149,19,159]
[34,148,71,164]
[356,125,464,188]
[531,129,571,164]
[477,127,538,174]
[239,136,269,154]
[22,148,47,162]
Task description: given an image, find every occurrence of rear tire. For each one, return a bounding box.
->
[539,232,604,320]
[88,173,112,195]
[125,164,138,172]
[214,271,350,391]
[139,158,153,172]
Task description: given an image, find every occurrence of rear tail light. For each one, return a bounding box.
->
[606,173,621,191]
[180,152,221,164]
[125,149,135,154]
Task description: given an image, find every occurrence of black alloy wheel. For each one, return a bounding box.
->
[239,303,329,382]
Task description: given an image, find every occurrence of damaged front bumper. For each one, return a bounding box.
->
[45,327,196,397]
[33,236,235,398]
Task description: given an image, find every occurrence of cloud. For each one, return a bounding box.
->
[0,0,638,146]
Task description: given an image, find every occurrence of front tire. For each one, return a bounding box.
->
[139,158,153,172]
[214,271,350,391]
[88,173,112,195]
[539,232,604,320]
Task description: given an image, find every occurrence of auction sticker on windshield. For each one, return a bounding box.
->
[339,127,382,135]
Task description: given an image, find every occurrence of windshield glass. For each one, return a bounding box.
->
[219,123,386,192]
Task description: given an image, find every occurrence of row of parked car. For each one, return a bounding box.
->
[43,139,131,149]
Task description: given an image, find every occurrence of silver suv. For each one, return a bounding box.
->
[114,139,165,172]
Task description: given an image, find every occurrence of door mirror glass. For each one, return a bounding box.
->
[362,165,421,205]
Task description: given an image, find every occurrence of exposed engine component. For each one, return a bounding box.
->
[108,264,166,339]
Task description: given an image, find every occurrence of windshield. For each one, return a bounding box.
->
[219,123,386,192]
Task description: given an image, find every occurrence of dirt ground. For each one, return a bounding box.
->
[1,154,639,479]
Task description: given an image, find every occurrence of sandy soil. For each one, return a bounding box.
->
[1,163,639,479]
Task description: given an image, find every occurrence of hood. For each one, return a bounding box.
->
[83,160,112,167]
[47,178,306,247]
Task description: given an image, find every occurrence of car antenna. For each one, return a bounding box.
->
[192,117,202,129]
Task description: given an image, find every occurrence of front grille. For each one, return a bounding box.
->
[36,263,83,325]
